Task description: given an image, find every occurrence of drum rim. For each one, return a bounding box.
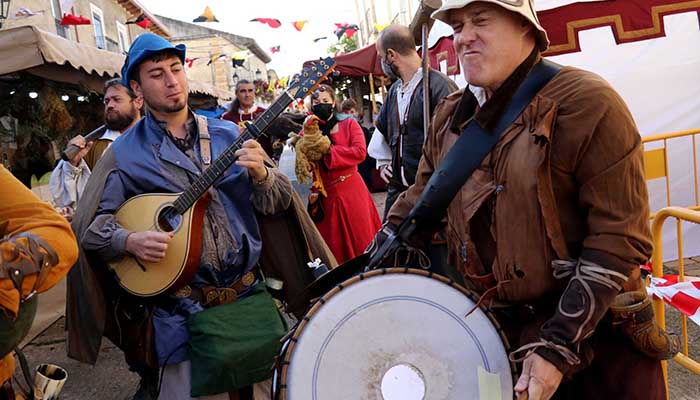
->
[275,267,518,399]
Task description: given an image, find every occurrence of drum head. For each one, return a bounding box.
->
[281,269,514,400]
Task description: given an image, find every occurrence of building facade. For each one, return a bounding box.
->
[1,0,169,52]
[156,15,270,94]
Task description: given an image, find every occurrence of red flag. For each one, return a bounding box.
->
[333,23,359,39]
[270,46,280,54]
[60,13,91,26]
[126,14,150,29]
[250,18,281,28]
[185,57,200,68]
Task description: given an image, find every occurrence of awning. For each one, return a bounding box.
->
[0,25,124,78]
[0,26,233,100]
[305,43,384,78]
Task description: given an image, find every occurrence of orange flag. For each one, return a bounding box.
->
[292,20,308,32]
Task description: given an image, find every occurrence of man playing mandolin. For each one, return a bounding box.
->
[68,33,312,400]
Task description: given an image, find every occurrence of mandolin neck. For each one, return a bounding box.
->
[172,91,295,214]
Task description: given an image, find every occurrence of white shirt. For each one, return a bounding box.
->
[369,68,424,187]
[49,129,120,209]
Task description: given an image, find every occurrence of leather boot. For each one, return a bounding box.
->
[610,290,680,360]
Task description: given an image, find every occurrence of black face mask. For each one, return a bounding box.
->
[312,103,334,121]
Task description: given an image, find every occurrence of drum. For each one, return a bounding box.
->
[273,268,516,399]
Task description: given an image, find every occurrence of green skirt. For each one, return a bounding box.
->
[187,283,287,397]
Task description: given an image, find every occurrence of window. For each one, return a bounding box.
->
[50,0,69,39]
[116,22,129,53]
[90,3,105,49]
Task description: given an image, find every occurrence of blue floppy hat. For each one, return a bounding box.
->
[120,33,186,87]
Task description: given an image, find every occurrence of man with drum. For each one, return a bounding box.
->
[379,0,677,398]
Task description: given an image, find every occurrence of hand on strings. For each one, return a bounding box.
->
[235,139,268,182]
[125,230,174,263]
[514,352,563,400]
[68,135,94,166]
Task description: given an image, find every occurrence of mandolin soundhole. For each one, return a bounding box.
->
[157,205,182,232]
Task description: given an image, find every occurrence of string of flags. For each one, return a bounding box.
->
[187,5,364,52]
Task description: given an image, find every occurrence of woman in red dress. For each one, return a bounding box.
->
[297,84,381,264]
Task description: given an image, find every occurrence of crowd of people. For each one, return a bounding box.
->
[0,0,682,399]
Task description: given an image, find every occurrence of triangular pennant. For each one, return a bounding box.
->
[126,14,150,29]
[374,22,390,33]
[206,54,226,65]
[292,20,308,32]
[250,18,281,28]
[193,6,218,23]
[270,46,280,54]
[185,57,200,68]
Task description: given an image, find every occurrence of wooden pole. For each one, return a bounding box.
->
[369,73,378,115]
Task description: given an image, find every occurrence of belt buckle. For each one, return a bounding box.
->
[241,272,255,287]
[219,288,238,305]
[175,285,192,299]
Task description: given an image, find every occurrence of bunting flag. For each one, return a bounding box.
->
[374,22,390,33]
[334,23,359,39]
[270,46,281,54]
[126,13,151,29]
[11,8,45,18]
[185,57,200,68]
[207,54,227,66]
[648,275,700,327]
[60,13,91,26]
[313,36,327,42]
[232,58,245,68]
[193,6,219,23]
[292,20,308,32]
[250,18,282,28]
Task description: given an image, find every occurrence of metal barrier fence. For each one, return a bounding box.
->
[650,207,700,396]
[643,129,700,218]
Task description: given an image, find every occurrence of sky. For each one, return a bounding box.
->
[140,0,359,77]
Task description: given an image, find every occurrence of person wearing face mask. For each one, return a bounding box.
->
[338,98,377,190]
[294,85,381,264]
[370,24,457,218]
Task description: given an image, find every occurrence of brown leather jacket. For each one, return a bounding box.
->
[387,66,653,372]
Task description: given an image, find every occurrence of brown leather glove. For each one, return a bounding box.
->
[610,290,680,360]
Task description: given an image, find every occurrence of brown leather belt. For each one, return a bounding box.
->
[174,271,257,308]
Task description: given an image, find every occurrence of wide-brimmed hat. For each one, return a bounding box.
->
[432,0,549,51]
[121,33,186,86]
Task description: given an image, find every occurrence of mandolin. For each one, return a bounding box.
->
[108,58,335,297]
